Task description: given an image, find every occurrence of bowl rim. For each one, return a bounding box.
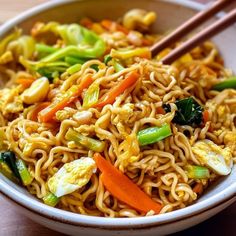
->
[0,0,236,228]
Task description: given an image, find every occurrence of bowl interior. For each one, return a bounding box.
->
[0,0,236,225]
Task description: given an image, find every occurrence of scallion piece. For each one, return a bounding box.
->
[137,124,172,146]
[186,165,210,179]
[36,44,58,54]
[83,82,100,108]
[43,192,60,207]
[0,158,18,182]
[212,77,236,91]
[104,55,112,65]
[113,60,125,72]
[66,64,82,75]
[65,56,87,65]
[16,159,33,186]
[65,128,105,152]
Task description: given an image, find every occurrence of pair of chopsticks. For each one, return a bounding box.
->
[150,0,236,64]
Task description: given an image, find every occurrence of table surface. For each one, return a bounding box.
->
[0,0,236,235]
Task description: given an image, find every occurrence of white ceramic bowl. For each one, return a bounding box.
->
[0,0,236,235]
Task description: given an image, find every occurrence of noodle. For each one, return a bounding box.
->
[0,9,235,217]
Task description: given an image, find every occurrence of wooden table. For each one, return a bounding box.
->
[0,0,236,235]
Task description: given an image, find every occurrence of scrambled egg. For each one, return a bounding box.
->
[192,139,233,175]
[48,157,96,197]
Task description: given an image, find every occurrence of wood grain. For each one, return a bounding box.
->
[0,0,235,236]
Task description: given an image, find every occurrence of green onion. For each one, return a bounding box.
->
[65,56,87,65]
[90,64,99,72]
[16,159,33,186]
[186,165,210,179]
[36,44,58,54]
[212,77,236,91]
[113,60,125,72]
[104,55,112,65]
[0,159,18,182]
[65,128,105,152]
[83,83,100,108]
[43,192,60,207]
[137,124,172,146]
[66,64,82,75]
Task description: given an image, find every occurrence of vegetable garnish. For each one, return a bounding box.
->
[43,192,60,207]
[193,183,203,195]
[16,159,33,186]
[186,165,210,179]
[94,153,162,213]
[15,76,35,88]
[202,110,209,124]
[66,64,82,75]
[0,152,33,185]
[65,129,105,152]
[95,71,139,108]
[29,102,51,122]
[163,97,203,126]
[111,47,151,60]
[83,82,100,108]
[38,76,93,123]
[137,124,172,146]
[212,77,236,91]
[100,19,129,34]
[113,60,125,72]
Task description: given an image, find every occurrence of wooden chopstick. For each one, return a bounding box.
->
[161,8,236,64]
[150,0,233,57]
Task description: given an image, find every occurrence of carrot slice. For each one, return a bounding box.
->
[101,20,129,34]
[16,77,35,88]
[193,183,203,195]
[156,106,165,115]
[38,76,93,123]
[29,102,51,121]
[95,71,139,108]
[203,110,209,124]
[94,153,162,214]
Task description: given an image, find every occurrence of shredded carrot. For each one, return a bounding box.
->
[203,110,209,124]
[156,107,165,115]
[16,77,35,88]
[193,183,203,195]
[142,38,153,46]
[95,71,139,108]
[29,102,51,121]
[38,76,93,123]
[101,19,129,34]
[80,18,93,29]
[94,153,162,214]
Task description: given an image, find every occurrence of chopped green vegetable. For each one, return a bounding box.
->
[104,55,112,65]
[186,165,210,179]
[65,128,105,152]
[0,158,18,182]
[212,77,236,91]
[83,82,100,108]
[36,44,58,59]
[43,192,60,207]
[137,124,172,146]
[66,64,82,75]
[113,60,124,72]
[163,97,203,126]
[65,56,87,65]
[16,159,33,186]
[0,151,21,180]
[90,64,99,72]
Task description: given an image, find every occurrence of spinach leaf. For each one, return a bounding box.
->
[163,97,203,126]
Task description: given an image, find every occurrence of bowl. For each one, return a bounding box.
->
[0,0,236,235]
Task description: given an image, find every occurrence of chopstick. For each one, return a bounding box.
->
[150,0,235,64]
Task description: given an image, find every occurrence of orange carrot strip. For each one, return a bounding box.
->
[156,107,165,115]
[80,18,93,29]
[38,76,93,123]
[193,183,203,195]
[101,19,129,34]
[16,77,35,88]
[94,153,162,214]
[95,71,139,108]
[203,110,209,124]
[29,102,51,121]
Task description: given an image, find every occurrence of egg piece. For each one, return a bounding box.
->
[22,77,49,104]
[48,157,96,197]
[192,139,233,176]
